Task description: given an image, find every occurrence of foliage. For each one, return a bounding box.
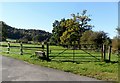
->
[0,21,7,41]
[50,10,93,46]
[17,38,28,43]
[60,19,80,45]
[112,27,120,54]
[91,31,109,44]
[0,21,51,42]
[49,19,66,45]
[116,27,120,51]
[81,30,111,49]
[116,27,120,36]
[80,30,94,44]
[50,10,111,48]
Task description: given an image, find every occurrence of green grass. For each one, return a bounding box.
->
[0,42,119,82]
[6,38,17,42]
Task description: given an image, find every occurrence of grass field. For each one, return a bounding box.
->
[0,42,119,82]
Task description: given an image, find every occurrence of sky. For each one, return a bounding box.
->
[0,2,118,39]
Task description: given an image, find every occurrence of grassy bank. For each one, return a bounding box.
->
[0,42,119,81]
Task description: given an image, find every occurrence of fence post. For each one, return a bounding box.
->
[20,42,23,55]
[46,43,49,61]
[108,45,112,62]
[42,42,44,51]
[73,42,75,62]
[7,42,10,54]
[101,44,104,61]
[103,44,106,61]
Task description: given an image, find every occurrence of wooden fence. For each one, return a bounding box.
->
[6,42,24,55]
[1,42,112,62]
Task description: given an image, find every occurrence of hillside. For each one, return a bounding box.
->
[0,21,51,42]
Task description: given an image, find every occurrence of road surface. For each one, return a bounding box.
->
[1,55,112,82]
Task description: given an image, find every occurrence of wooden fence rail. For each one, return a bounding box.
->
[6,42,23,55]
[4,42,112,62]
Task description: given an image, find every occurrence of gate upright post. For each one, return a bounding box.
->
[108,46,112,62]
[73,42,75,63]
[46,43,49,61]
[7,42,10,54]
[101,44,103,61]
[42,42,44,51]
[103,44,106,61]
[20,42,23,55]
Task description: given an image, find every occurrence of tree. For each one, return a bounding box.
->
[60,19,79,45]
[116,27,120,51]
[80,30,94,44]
[0,21,51,43]
[50,19,66,45]
[112,36,119,53]
[32,35,40,42]
[71,10,93,48]
[116,27,120,36]
[80,30,111,48]
[0,22,2,41]
[50,10,93,47]
[112,27,120,54]
[50,20,60,45]
[60,10,93,47]
[1,21,7,41]
[92,31,108,45]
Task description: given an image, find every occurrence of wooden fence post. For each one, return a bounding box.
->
[103,44,106,61]
[42,42,44,51]
[108,46,112,62]
[46,43,49,61]
[7,42,10,54]
[73,41,75,62]
[101,44,104,61]
[73,48,75,62]
[20,42,23,55]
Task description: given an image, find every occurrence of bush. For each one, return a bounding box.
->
[112,37,120,54]
[16,38,28,43]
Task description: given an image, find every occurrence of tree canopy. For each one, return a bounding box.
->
[0,21,51,43]
[50,10,93,46]
[50,10,111,48]
[112,27,120,53]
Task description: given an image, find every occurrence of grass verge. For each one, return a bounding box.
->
[0,42,119,82]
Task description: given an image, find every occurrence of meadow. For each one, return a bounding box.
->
[0,42,119,82]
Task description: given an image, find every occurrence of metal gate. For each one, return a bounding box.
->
[47,44,103,62]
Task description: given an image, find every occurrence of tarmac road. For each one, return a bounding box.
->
[1,55,112,82]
